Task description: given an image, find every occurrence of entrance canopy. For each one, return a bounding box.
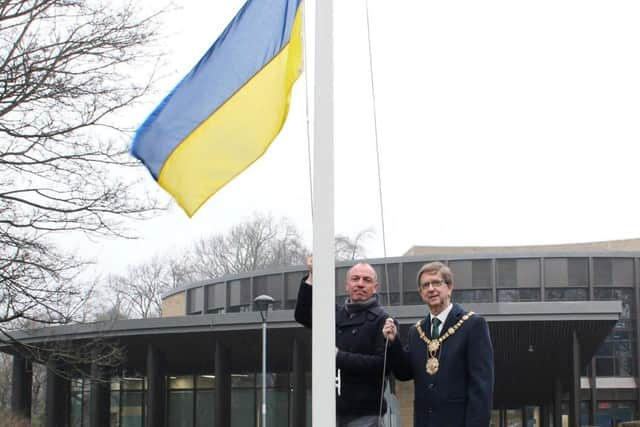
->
[2,301,620,407]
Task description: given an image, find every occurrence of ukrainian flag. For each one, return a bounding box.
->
[131,0,303,216]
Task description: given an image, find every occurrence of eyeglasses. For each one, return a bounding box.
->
[419,279,446,290]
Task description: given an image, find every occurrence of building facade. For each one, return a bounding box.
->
[5,239,640,427]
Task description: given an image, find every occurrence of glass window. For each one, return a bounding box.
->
[524,406,540,427]
[596,342,614,357]
[335,267,350,297]
[231,388,255,427]
[110,390,120,427]
[612,258,635,286]
[402,262,428,291]
[545,288,588,301]
[497,259,540,288]
[187,287,203,314]
[567,258,588,286]
[70,379,84,427]
[121,391,144,427]
[472,260,492,288]
[594,288,636,376]
[497,289,540,302]
[517,259,540,287]
[196,390,215,427]
[121,378,144,390]
[447,260,491,289]
[206,283,226,312]
[545,258,567,286]
[232,373,255,388]
[382,263,400,292]
[168,390,194,427]
[402,261,429,302]
[497,260,517,288]
[490,410,500,427]
[449,260,472,289]
[83,381,90,427]
[595,258,634,287]
[506,408,522,427]
[376,263,400,305]
[454,289,492,303]
[545,258,588,287]
[253,274,283,309]
[594,257,613,286]
[285,271,306,309]
[228,279,251,312]
[403,291,423,306]
[169,376,194,390]
[196,375,215,389]
[596,401,636,427]
[257,389,289,427]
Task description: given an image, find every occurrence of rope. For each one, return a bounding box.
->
[364,1,394,424]
[302,0,314,219]
[377,337,390,425]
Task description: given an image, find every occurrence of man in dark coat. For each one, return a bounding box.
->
[295,257,390,427]
[382,261,494,427]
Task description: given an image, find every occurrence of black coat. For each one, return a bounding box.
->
[294,279,390,417]
[389,303,494,427]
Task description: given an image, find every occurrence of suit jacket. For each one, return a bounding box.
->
[390,303,494,427]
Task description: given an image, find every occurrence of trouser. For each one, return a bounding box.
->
[336,414,384,427]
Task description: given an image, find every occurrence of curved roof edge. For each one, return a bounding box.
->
[1,301,621,348]
[405,238,640,256]
[162,239,640,299]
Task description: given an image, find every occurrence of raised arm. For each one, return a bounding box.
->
[294,256,313,328]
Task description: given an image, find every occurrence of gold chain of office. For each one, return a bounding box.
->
[416,312,475,375]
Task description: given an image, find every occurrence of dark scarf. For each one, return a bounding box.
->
[344,294,379,314]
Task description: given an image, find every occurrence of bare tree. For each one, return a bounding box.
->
[108,256,176,319]
[0,0,164,330]
[188,213,309,279]
[335,228,375,261]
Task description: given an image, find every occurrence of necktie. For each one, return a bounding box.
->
[431,317,441,339]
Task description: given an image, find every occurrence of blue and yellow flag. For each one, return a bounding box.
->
[131,0,303,216]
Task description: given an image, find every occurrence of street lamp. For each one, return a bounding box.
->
[254,294,274,427]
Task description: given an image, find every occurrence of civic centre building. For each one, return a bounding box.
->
[4,239,640,427]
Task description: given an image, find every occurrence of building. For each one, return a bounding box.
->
[5,239,640,427]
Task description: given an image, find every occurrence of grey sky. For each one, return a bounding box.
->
[87,0,640,274]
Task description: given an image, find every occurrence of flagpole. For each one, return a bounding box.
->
[312,0,335,425]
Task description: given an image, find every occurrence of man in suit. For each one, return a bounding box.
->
[295,257,391,427]
[382,261,494,427]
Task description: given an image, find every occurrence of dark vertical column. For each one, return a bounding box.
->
[553,378,562,427]
[291,339,306,427]
[90,360,111,427]
[146,344,166,427]
[589,359,597,426]
[540,404,549,427]
[215,341,231,427]
[569,330,580,427]
[45,364,70,427]
[11,355,32,420]
[499,408,506,427]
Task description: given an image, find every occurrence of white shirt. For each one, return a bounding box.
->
[429,303,453,336]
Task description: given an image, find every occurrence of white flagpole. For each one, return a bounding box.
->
[312,0,335,425]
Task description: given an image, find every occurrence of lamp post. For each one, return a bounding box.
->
[254,294,274,427]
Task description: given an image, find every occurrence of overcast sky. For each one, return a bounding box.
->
[85,0,640,275]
